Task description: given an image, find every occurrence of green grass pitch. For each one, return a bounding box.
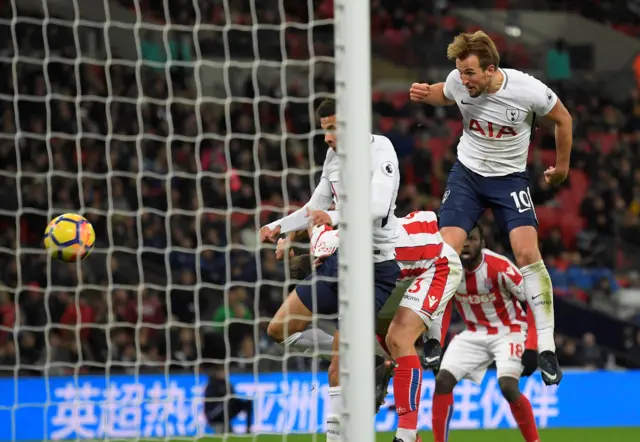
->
[157,428,640,442]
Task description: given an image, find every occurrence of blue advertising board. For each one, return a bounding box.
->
[0,370,638,440]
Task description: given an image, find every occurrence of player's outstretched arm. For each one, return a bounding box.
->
[542,98,573,185]
[259,178,334,243]
[409,82,455,107]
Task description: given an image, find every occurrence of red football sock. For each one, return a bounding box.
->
[431,392,454,442]
[509,394,540,442]
[392,355,422,432]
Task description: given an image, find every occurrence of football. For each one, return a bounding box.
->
[43,213,96,262]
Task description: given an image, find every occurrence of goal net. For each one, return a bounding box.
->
[0,0,373,440]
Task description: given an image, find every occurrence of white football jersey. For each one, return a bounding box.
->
[443,68,558,177]
[267,134,400,263]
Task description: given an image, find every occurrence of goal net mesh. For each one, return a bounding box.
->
[0,0,337,439]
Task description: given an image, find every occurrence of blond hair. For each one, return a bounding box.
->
[447,31,500,70]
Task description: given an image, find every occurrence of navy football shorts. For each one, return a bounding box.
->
[296,251,400,320]
[439,161,538,234]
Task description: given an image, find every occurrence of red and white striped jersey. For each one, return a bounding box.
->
[310,211,445,281]
[395,211,444,281]
[454,248,528,334]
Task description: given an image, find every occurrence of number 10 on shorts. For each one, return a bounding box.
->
[509,188,537,219]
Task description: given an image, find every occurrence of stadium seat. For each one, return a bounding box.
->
[426,137,448,162]
[379,117,395,133]
[557,188,581,213]
[445,119,463,140]
[559,215,586,249]
[569,169,589,201]
[540,149,556,167]
[534,206,561,238]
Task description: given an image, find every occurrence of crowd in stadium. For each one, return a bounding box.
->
[1,0,640,376]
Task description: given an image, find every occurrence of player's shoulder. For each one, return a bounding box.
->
[501,68,551,104]
[371,133,399,163]
[502,68,546,87]
[481,248,520,273]
[446,68,462,85]
[371,134,394,150]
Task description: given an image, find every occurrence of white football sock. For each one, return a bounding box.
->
[423,317,442,343]
[521,260,556,352]
[326,386,341,441]
[281,328,335,360]
[396,427,418,442]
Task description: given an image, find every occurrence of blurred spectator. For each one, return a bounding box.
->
[627,330,640,365]
[580,333,607,369]
[546,39,572,84]
[213,287,252,331]
[0,0,638,375]
[555,336,582,367]
[203,364,253,434]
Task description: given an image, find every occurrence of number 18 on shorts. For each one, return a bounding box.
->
[439,330,527,384]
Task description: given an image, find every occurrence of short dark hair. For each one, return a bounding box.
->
[290,254,313,281]
[471,223,484,241]
[316,98,336,118]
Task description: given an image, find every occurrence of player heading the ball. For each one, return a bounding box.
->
[409,30,573,387]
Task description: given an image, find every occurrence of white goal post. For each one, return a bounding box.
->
[334,2,375,442]
[0,0,374,441]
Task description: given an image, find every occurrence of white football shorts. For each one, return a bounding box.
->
[440,330,527,384]
[378,243,461,330]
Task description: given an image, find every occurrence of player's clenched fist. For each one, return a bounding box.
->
[409,82,432,103]
[543,166,569,186]
[259,225,280,243]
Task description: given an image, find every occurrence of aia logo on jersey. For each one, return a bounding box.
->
[468,119,517,138]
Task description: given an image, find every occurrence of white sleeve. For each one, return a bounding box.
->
[526,76,557,116]
[265,177,334,233]
[370,141,399,220]
[443,69,460,101]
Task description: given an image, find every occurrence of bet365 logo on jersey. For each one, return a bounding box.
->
[468,119,517,138]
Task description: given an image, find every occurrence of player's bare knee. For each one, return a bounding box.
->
[435,370,457,394]
[386,311,423,357]
[512,247,542,268]
[498,376,521,403]
[509,227,542,266]
[266,319,285,343]
[384,328,403,357]
[440,227,466,255]
[328,355,340,387]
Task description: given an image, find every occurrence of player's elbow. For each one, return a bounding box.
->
[370,197,391,219]
[557,110,572,128]
[550,101,572,129]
